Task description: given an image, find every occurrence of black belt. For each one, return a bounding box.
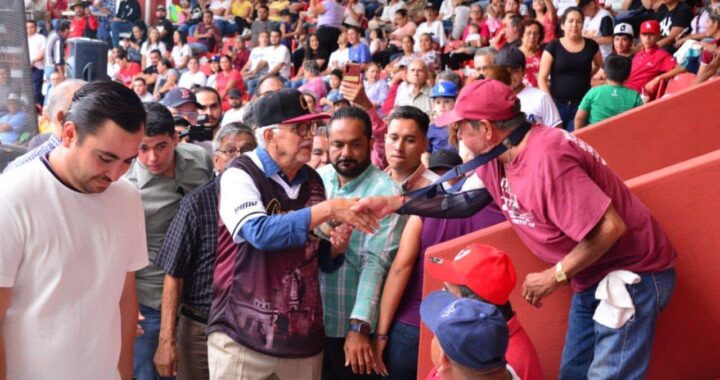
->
[180,305,209,325]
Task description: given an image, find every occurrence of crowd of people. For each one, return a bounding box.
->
[0,0,698,377]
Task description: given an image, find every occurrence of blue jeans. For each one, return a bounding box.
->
[214,19,238,37]
[111,20,134,48]
[134,304,175,380]
[384,321,419,380]
[554,99,580,132]
[559,268,676,380]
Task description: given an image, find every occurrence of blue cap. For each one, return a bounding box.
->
[431,81,458,99]
[210,55,221,62]
[420,291,509,370]
[327,91,345,103]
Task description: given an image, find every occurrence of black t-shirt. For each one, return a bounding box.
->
[545,38,599,102]
[155,18,174,49]
[307,48,330,71]
[655,3,693,39]
[598,16,614,37]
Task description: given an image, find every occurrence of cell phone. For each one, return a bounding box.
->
[343,63,362,84]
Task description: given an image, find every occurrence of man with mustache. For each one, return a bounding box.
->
[317,107,407,379]
[384,105,439,192]
[124,102,214,380]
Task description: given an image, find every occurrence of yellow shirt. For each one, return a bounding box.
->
[268,0,289,22]
[230,0,253,18]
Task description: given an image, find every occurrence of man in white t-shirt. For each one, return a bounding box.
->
[266,30,292,80]
[26,19,46,105]
[580,0,614,60]
[133,77,156,102]
[414,4,447,52]
[178,57,208,89]
[497,47,562,128]
[0,81,149,380]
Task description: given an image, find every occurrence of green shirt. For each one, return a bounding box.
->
[124,143,214,309]
[579,84,644,125]
[317,164,407,337]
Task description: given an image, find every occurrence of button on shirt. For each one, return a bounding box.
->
[125,143,214,309]
[154,178,220,315]
[317,164,407,337]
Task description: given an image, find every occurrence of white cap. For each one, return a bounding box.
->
[614,23,634,37]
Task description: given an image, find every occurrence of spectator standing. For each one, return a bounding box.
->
[538,7,602,131]
[533,0,557,43]
[343,0,365,28]
[0,81,147,380]
[152,124,257,380]
[519,20,545,87]
[26,20,46,106]
[497,47,562,127]
[314,0,345,54]
[44,20,71,80]
[613,23,635,57]
[111,0,141,48]
[575,55,644,128]
[195,87,225,137]
[579,0,614,60]
[154,4,175,49]
[384,106,439,192]
[318,107,406,380]
[124,102,214,380]
[208,89,377,380]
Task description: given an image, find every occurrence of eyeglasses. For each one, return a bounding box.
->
[273,123,319,137]
[217,146,249,156]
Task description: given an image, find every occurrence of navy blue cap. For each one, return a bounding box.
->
[161,87,199,108]
[420,291,509,371]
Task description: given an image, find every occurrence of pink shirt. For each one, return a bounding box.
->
[298,77,328,102]
[523,50,542,88]
[476,126,676,292]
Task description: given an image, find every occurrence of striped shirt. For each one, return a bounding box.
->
[3,134,60,173]
[154,177,219,315]
[317,164,407,337]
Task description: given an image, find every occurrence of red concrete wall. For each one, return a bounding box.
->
[419,150,720,379]
[416,79,720,379]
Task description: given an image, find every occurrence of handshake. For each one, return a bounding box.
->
[313,195,405,236]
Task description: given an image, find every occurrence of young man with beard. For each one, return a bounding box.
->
[317,106,406,379]
[221,88,244,127]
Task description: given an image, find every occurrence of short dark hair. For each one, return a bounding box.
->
[396,8,408,18]
[508,14,524,34]
[26,19,37,26]
[58,20,71,32]
[329,69,343,80]
[561,6,583,25]
[65,81,146,142]
[604,55,632,82]
[115,47,128,60]
[524,19,545,43]
[144,102,175,137]
[257,4,269,11]
[150,49,162,57]
[388,106,430,136]
[329,106,372,138]
[193,86,221,104]
[159,58,173,69]
[133,76,147,85]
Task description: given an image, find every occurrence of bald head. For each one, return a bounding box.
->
[46,79,86,137]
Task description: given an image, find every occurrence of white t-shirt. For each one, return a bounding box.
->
[248,46,269,73]
[328,47,350,70]
[221,107,244,126]
[518,85,563,127]
[381,1,405,22]
[178,70,208,89]
[209,0,231,20]
[27,33,47,70]
[554,0,577,17]
[171,44,193,68]
[265,44,292,79]
[0,159,148,380]
[414,20,447,52]
[584,8,613,60]
[343,2,365,27]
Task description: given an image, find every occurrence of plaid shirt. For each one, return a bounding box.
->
[3,134,60,173]
[317,164,407,337]
[153,177,219,315]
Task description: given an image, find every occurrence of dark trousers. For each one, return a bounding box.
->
[322,337,379,380]
[31,67,44,106]
[176,314,209,380]
[316,26,341,57]
[554,99,580,132]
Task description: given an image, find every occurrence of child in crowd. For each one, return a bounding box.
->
[427,80,459,153]
[575,55,644,129]
[625,20,686,99]
[320,69,343,111]
[369,28,387,55]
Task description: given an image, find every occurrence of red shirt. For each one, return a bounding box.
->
[476,126,676,292]
[216,69,245,111]
[625,47,677,94]
[232,49,250,71]
[523,50,542,88]
[117,62,141,87]
[69,15,99,39]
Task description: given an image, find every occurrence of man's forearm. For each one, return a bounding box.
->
[118,273,138,380]
[158,275,183,345]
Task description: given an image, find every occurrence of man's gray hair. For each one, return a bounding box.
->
[212,122,257,152]
[253,125,278,149]
[474,47,498,60]
[47,79,86,128]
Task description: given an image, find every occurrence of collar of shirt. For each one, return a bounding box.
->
[256,147,308,186]
[326,162,375,193]
[385,163,435,192]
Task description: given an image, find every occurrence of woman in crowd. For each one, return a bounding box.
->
[125,23,146,63]
[418,33,441,72]
[178,56,208,89]
[388,35,420,72]
[313,0,344,54]
[216,54,245,111]
[538,7,601,131]
[153,58,179,100]
[207,56,221,88]
[364,62,389,110]
[170,30,193,71]
[140,27,167,69]
[289,34,329,88]
[520,20,545,87]
[532,0,557,43]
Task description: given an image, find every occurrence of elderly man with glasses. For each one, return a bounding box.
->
[207,88,381,380]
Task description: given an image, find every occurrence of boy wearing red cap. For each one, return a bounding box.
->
[624,20,685,99]
[423,244,544,380]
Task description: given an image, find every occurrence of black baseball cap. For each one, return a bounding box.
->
[228,88,243,98]
[255,89,330,128]
[429,149,463,170]
[495,47,526,69]
[162,87,199,108]
[578,0,594,8]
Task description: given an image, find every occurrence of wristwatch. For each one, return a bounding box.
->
[348,320,371,337]
[555,262,568,283]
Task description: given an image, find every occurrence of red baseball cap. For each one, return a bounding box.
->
[434,79,519,127]
[639,20,661,35]
[426,243,517,305]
